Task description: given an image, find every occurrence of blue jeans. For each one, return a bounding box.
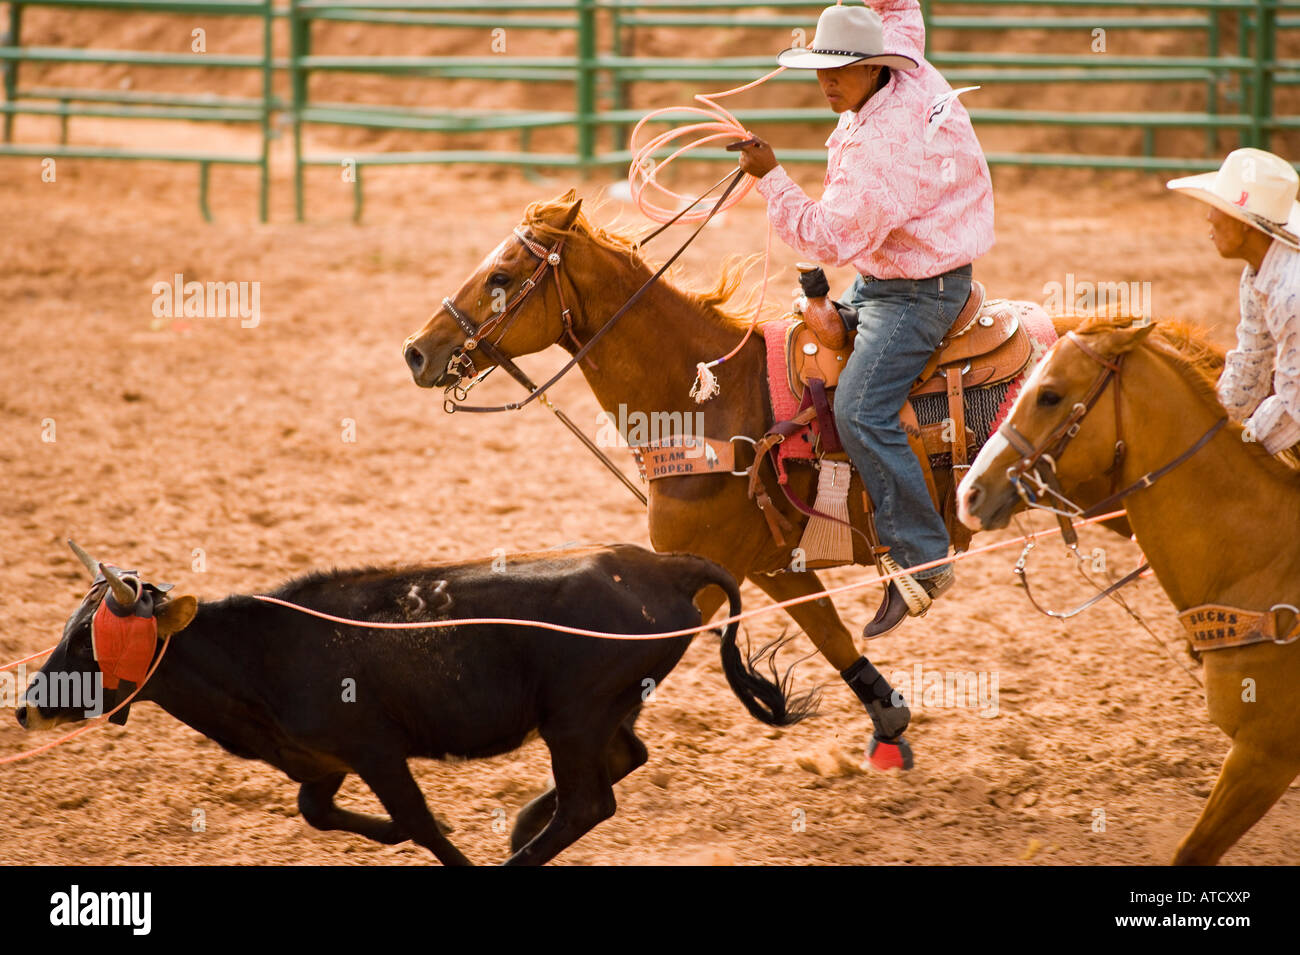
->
[834,265,972,579]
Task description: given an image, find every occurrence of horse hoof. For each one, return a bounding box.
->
[867,735,914,772]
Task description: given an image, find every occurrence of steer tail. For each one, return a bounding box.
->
[680,556,818,727]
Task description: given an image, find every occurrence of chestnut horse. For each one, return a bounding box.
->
[402,190,1125,765]
[957,316,1300,864]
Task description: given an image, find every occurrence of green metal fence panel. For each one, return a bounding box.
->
[282,0,1295,219]
[604,0,1291,163]
[0,0,274,220]
[2,0,1293,220]
[286,0,599,220]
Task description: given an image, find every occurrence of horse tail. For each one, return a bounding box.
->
[680,557,818,726]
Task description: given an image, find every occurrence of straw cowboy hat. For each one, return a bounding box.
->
[1167,147,1300,251]
[776,2,919,71]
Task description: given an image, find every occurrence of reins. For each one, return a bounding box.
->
[427,64,799,519]
[439,66,789,413]
[1009,512,1206,689]
[429,168,749,506]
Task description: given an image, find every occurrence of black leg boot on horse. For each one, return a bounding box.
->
[745,570,915,771]
[840,655,914,770]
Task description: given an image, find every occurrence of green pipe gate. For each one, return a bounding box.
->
[1,0,1295,221]
[1,0,275,220]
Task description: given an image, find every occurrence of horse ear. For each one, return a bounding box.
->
[540,189,582,229]
[1105,320,1157,356]
[155,594,197,637]
[557,194,583,230]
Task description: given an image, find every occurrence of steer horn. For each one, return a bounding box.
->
[68,539,139,606]
[67,539,100,578]
[99,562,140,608]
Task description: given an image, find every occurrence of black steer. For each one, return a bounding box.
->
[18,541,813,865]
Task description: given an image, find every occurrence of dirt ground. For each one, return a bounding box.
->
[1,146,1296,866]
[1,6,1298,865]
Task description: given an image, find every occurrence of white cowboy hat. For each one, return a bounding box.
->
[1167,147,1300,251]
[776,3,919,72]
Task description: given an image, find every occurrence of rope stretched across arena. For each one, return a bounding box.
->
[1,510,1127,670]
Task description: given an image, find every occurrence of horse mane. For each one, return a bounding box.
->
[522,193,777,332]
[1075,314,1300,474]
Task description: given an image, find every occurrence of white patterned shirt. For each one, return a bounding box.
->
[1216,239,1300,455]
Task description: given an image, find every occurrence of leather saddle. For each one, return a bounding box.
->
[776,278,1035,552]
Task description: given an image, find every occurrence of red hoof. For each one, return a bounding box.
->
[867,735,914,771]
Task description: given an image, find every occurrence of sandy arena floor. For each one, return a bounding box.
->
[1,107,1297,865]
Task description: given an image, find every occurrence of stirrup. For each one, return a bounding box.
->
[878,553,931,617]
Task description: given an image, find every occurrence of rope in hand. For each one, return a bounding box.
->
[627,67,788,402]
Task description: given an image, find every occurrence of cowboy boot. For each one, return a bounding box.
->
[841,656,913,770]
[863,562,955,639]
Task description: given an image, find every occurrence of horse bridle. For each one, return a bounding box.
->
[998,331,1129,537]
[438,227,586,401]
[999,330,1226,537]
[433,167,746,416]
[994,329,1226,618]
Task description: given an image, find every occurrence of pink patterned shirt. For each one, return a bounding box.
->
[1216,239,1300,455]
[754,0,995,280]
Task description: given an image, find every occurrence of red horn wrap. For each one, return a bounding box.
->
[91,599,158,689]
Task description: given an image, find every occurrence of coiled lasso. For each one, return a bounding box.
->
[626,67,788,401]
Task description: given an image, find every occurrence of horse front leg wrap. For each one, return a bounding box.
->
[840,655,911,741]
